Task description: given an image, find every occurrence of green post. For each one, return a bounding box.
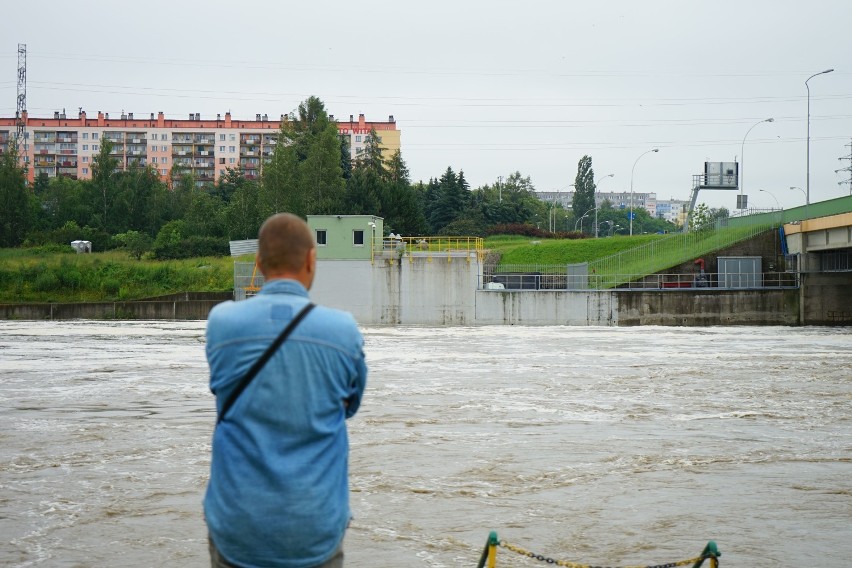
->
[476,531,499,568]
[691,541,720,567]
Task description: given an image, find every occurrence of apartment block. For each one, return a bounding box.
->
[0,110,400,185]
[536,190,658,216]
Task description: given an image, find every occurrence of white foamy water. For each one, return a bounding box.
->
[0,322,850,567]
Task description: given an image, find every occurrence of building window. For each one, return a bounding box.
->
[161,157,168,163]
[219,169,225,176]
[151,134,157,140]
[316,229,327,246]
[82,156,88,163]
[220,134,226,141]
[229,146,235,153]
[355,135,362,142]
[82,132,89,139]
[219,146,225,152]
[353,229,364,246]
[82,145,88,151]
[161,134,168,140]
[219,158,225,164]
[92,133,98,140]
[161,169,167,175]
[152,157,158,164]
[229,157,236,164]
[229,134,235,141]
[92,145,98,151]
[82,168,89,174]
[162,145,168,152]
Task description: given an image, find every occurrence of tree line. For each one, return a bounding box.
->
[0,96,683,258]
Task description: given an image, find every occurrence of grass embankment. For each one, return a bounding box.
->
[485,234,665,267]
[0,248,238,303]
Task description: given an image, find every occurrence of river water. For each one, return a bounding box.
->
[0,322,850,567]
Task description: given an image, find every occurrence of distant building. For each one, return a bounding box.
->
[655,198,689,226]
[0,110,400,186]
[536,190,658,216]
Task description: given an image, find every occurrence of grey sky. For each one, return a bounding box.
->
[3,0,851,210]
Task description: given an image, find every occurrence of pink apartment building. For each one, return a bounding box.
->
[0,110,400,185]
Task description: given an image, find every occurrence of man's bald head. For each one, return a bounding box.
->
[257,213,316,285]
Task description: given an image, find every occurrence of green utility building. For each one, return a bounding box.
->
[307,215,384,260]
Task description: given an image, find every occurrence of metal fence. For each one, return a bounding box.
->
[480,271,800,291]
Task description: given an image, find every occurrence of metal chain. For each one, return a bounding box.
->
[499,540,703,568]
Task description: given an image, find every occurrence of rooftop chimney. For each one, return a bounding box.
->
[54,111,60,119]
[256,114,261,121]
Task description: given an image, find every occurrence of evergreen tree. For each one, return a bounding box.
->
[429,167,468,233]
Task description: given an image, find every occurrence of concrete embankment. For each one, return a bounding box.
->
[0,292,232,321]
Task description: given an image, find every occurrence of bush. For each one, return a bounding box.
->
[33,271,61,292]
[151,236,229,260]
[486,223,587,240]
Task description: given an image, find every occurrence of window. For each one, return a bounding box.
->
[82,132,89,139]
[161,168,167,175]
[355,135,362,142]
[161,134,168,140]
[219,146,225,152]
[219,134,226,141]
[219,158,225,164]
[82,156,88,163]
[92,145,98,151]
[229,157,236,164]
[316,229,327,246]
[162,145,168,152]
[82,144,88,151]
[82,168,89,174]
[229,146,236,153]
[229,134,235,141]
[161,157,168,163]
[151,157,158,164]
[219,169,225,176]
[24,132,29,139]
[92,133,98,140]
[353,229,364,246]
[151,134,157,140]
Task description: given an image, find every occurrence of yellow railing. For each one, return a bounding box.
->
[372,235,485,263]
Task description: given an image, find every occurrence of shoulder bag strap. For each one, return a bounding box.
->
[217,302,316,425]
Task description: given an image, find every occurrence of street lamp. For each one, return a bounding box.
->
[759,189,781,209]
[576,206,595,233]
[630,149,659,236]
[740,118,774,207]
[594,173,614,238]
[806,68,834,206]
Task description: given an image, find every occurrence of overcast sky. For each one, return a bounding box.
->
[3,0,851,210]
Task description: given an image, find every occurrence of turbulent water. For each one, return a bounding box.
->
[0,322,850,567]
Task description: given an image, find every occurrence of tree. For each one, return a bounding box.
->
[572,155,595,223]
[115,230,153,260]
[262,96,344,217]
[429,167,469,233]
[0,143,31,247]
[90,138,120,232]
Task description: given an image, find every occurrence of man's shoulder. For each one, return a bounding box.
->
[306,304,362,342]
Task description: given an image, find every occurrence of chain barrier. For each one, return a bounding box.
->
[498,539,715,568]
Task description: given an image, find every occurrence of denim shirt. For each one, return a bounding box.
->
[204,279,367,568]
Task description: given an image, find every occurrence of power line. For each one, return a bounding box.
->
[838,139,852,195]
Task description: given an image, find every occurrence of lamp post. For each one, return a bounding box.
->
[740,118,774,207]
[790,185,809,219]
[594,173,614,237]
[576,206,595,233]
[630,149,659,236]
[759,189,783,225]
[806,68,834,206]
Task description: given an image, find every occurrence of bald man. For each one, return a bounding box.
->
[205,213,367,568]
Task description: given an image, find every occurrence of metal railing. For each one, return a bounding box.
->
[372,235,485,262]
[480,271,799,291]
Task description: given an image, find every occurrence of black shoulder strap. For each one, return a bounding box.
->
[217,302,316,425]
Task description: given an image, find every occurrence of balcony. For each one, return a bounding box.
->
[58,160,77,167]
[241,136,261,144]
[57,137,78,143]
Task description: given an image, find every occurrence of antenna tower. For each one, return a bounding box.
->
[838,139,852,195]
[15,43,27,166]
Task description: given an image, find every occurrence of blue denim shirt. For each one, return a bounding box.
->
[204,279,367,568]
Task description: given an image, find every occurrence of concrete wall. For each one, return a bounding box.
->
[475,291,616,325]
[0,299,225,321]
[800,272,852,325]
[311,254,480,325]
[615,289,799,326]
